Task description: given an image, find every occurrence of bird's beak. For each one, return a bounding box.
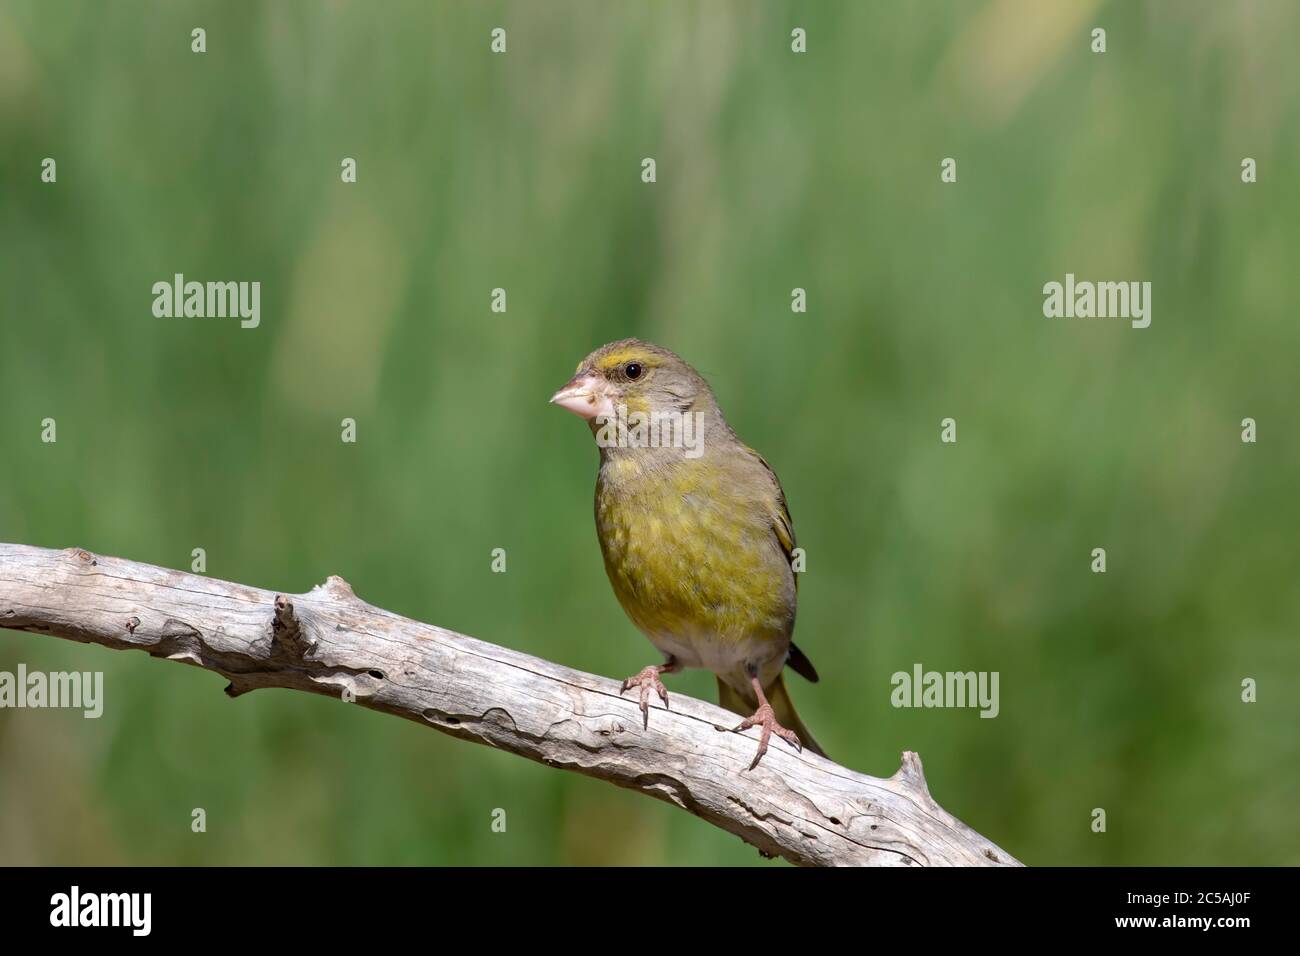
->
[550,372,614,421]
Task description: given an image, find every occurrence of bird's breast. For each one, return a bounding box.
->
[593,456,795,667]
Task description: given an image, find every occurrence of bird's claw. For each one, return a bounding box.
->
[722,702,801,770]
[620,665,670,730]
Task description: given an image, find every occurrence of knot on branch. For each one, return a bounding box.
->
[891,750,933,802]
[313,574,357,602]
[271,594,313,658]
[158,618,205,664]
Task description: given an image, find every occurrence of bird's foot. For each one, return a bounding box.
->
[620,665,670,730]
[722,702,801,771]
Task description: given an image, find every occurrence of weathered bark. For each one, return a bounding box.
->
[0,542,1020,867]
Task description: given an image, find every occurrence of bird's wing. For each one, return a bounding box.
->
[747,447,819,684]
[747,447,797,576]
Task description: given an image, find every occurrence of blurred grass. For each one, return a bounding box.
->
[1,0,1297,865]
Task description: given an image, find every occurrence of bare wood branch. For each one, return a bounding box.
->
[0,542,1020,867]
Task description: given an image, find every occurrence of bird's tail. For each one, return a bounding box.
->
[716,672,828,759]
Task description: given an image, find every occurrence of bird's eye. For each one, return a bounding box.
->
[625,363,643,380]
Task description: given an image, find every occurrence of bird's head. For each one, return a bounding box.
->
[550,338,712,423]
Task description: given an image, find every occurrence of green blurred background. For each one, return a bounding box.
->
[1,0,1297,865]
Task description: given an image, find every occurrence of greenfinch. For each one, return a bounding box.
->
[551,338,825,769]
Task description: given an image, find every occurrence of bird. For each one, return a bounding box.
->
[550,338,826,769]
